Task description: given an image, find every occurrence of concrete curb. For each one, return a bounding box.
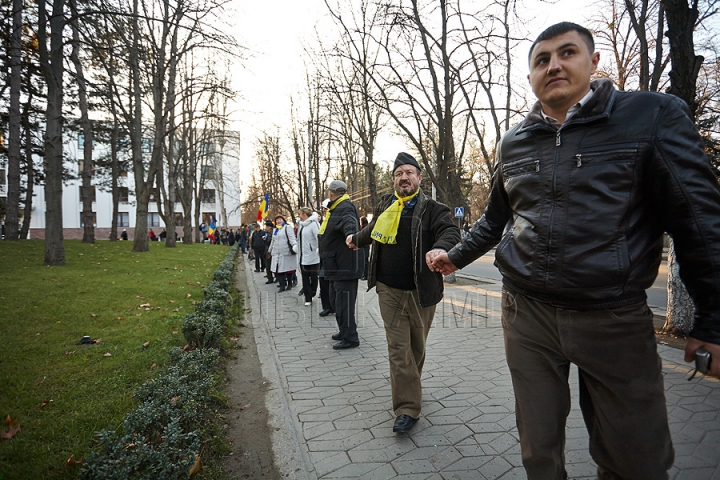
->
[243,259,316,480]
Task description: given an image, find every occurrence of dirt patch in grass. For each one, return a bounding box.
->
[219,260,281,479]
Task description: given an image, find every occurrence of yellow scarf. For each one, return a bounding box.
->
[318,194,350,234]
[370,190,419,244]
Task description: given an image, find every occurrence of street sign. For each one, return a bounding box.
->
[454,207,464,218]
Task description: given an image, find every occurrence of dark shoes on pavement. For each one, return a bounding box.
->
[265,280,274,284]
[332,340,359,350]
[331,332,342,341]
[393,415,418,434]
[319,308,335,317]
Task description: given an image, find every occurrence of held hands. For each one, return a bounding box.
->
[426,249,458,275]
[685,337,720,378]
[346,235,358,250]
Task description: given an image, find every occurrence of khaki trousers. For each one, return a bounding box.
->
[501,289,673,480]
[376,281,436,418]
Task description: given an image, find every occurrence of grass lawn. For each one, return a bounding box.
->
[0,240,230,479]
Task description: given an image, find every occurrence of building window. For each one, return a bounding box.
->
[117,212,129,227]
[78,134,84,149]
[77,160,95,173]
[80,212,97,227]
[119,187,129,203]
[201,165,215,181]
[79,186,96,202]
[201,189,216,203]
[148,213,161,227]
[174,213,184,226]
[141,138,151,153]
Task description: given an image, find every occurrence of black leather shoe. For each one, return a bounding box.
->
[332,340,359,350]
[319,309,335,317]
[392,415,418,434]
[278,286,286,292]
[265,280,274,284]
[254,269,260,272]
[331,333,342,341]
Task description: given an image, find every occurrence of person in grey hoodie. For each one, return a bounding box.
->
[297,207,321,306]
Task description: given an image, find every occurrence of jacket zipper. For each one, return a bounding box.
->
[545,129,562,285]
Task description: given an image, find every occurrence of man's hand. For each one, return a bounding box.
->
[346,235,358,250]
[426,249,458,275]
[685,337,720,378]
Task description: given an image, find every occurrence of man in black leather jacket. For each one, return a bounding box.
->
[429,22,720,479]
[319,180,364,349]
[348,153,461,434]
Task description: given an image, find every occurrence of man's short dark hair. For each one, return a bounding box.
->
[528,22,595,64]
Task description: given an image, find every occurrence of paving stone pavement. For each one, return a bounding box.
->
[240,258,720,480]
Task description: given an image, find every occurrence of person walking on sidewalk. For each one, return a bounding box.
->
[250,223,266,272]
[319,180,363,350]
[297,207,321,306]
[262,220,275,285]
[268,214,297,292]
[428,22,720,479]
[348,152,461,434]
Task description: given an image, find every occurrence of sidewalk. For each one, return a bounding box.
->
[240,257,720,480]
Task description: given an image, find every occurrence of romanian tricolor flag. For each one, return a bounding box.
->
[257,192,270,222]
[208,215,217,236]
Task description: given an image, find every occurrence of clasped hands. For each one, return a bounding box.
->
[344,235,458,275]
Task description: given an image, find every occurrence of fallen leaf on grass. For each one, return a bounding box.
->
[142,341,150,348]
[65,454,84,466]
[181,344,191,352]
[40,400,52,408]
[35,377,46,385]
[150,362,157,369]
[139,303,151,308]
[231,336,240,342]
[186,293,192,298]
[1,425,20,440]
[189,455,201,476]
[172,309,179,313]
[169,300,175,304]
[136,295,144,299]
[65,350,75,355]
[5,415,18,426]
[103,353,112,357]
[90,313,98,317]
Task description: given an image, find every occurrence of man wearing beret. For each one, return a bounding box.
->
[348,153,461,434]
[319,180,364,349]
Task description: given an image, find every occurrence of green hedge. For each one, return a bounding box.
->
[80,244,239,479]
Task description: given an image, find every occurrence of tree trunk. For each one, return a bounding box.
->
[38,0,66,265]
[5,0,23,241]
[69,0,95,243]
[109,117,120,241]
[661,0,702,115]
[130,0,149,253]
[20,98,34,240]
[663,239,695,334]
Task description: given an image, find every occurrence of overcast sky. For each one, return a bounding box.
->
[228,0,594,186]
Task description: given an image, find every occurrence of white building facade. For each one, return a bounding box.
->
[22,132,241,240]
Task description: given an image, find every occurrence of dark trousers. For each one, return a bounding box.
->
[265,255,274,282]
[501,290,673,480]
[330,279,358,343]
[300,263,319,302]
[254,248,265,271]
[319,275,332,311]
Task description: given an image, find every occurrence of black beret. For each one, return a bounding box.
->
[393,152,421,172]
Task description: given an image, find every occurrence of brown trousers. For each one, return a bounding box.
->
[376,281,436,418]
[501,289,673,480]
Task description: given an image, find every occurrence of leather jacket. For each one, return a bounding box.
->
[354,189,461,308]
[448,79,720,343]
[319,196,363,281]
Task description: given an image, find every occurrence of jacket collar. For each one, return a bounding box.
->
[518,78,616,134]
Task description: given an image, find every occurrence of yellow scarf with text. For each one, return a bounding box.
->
[370,190,419,244]
[318,194,350,235]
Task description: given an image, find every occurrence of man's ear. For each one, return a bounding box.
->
[590,51,600,75]
[527,73,531,84]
